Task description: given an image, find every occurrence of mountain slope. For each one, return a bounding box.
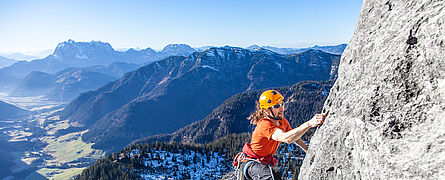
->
[311,44,347,55]
[0,100,29,119]
[10,71,55,97]
[60,47,339,152]
[0,56,17,68]
[46,69,117,102]
[133,80,332,145]
[75,142,230,180]
[10,62,139,101]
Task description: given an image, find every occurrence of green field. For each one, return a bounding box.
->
[45,130,104,163]
[36,167,85,180]
[38,130,105,179]
[0,97,106,180]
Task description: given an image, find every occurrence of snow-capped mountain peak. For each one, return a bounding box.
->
[161,44,196,56]
[53,39,116,59]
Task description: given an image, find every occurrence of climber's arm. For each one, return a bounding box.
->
[271,113,326,144]
[271,122,311,144]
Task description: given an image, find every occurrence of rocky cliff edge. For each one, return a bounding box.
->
[299,0,445,179]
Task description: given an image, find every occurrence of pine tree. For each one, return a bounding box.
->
[206,153,211,163]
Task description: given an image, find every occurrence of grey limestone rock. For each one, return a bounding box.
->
[299,0,445,179]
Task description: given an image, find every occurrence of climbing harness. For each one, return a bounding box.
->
[233,152,276,180]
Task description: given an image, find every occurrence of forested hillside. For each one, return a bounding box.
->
[76,133,307,179]
[133,80,332,145]
[77,80,333,179]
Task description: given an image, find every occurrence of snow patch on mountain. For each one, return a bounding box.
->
[122,148,230,179]
[275,61,283,71]
[158,77,169,85]
[216,49,226,59]
[202,65,219,71]
[75,54,88,59]
[205,51,216,57]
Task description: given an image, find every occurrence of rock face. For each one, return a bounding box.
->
[299,0,445,179]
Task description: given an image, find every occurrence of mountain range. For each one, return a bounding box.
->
[246,44,347,55]
[60,47,340,152]
[10,62,140,101]
[0,50,53,61]
[0,56,16,69]
[0,41,346,93]
[0,40,196,91]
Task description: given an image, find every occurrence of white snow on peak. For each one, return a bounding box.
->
[205,49,226,59]
[217,49,226,58]
[75,54,88,59]
[205,51,216,57]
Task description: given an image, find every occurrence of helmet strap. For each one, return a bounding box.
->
[267,107,282,120]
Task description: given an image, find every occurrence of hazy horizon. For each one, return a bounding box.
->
[0,40,348,59]
[0,0,362,54]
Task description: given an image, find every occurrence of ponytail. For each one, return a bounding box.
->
[248,103,267,125]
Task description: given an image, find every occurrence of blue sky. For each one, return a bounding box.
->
[0,0,363,53]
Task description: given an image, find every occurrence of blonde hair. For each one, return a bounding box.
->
[248,103,268,125]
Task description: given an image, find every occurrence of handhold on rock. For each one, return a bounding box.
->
[407,29,418,45]
[337,168,342,176]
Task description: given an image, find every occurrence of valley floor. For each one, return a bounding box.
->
[0,93,308,180]
[0,93,105,180]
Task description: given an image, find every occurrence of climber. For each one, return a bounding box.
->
[233,90,326,180]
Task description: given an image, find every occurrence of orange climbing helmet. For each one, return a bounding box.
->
[259,90,284,109]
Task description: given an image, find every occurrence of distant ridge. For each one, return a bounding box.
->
[10,62,139,101]
[0,56,16,68]
[246,44,347,55]
[0,40,197,91]
[60,46,340,152]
